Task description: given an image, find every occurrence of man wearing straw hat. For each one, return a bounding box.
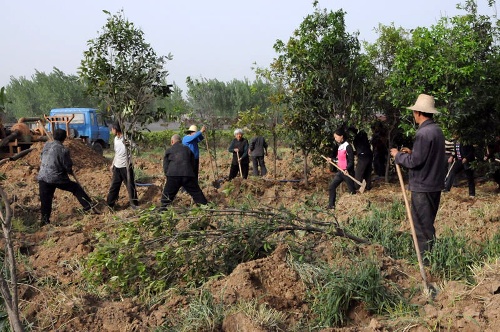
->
[390,94,446,257]
[182,124,206,182]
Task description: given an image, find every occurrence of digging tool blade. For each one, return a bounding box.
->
[358,179,367,193]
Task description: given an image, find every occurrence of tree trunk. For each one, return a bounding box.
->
[0,187,25,332]
[272,130,277,180]
[302,149,309,186]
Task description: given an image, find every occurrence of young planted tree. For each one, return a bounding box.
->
[364,24,412,181]
[235,78,280,178]
[79,9,172,140]
[79,9,172,203]
[268,3,367,185]
[185,77,275,179]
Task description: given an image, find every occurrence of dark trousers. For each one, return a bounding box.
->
[444,160,475,196]
[355,156,372,190]
[410,191,441,255]
[39,180,92,224]
[229,163,249,180]
[494,170,500,187]
[373,152,387,177]
[251,156,267,176]
[194,158,200,181]
[106,166,138,207]
[161,176,208,207]
[328,171,356,209]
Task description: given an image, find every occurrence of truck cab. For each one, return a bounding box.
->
[46,108,110,155]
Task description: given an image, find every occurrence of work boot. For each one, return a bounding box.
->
[40,216,50,226]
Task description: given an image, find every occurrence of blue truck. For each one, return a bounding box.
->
[45,108,110,155]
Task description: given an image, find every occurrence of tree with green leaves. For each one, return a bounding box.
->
[185,77,232,124]
[79,9,172,205]
[385,0,500,145]
[268,3,367,184]
[4,68,97,121]
[363,24,412,181]
[0,87,6,114]
[153,83,189,122]
[79,9,172,141]
[185,77,275,178]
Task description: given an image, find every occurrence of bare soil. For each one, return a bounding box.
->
[1,140,499,331]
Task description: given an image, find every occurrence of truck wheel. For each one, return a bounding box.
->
[92,142,104,155]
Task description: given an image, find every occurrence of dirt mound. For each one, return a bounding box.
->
[0,144,499,331]
[209,243,307,311]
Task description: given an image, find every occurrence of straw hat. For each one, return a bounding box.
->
[407,94,439,114]
[185,125,198,134]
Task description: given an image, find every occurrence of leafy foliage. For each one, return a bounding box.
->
[311,259,410,327]
[267,4,370,183]
[83,206,356,297]
[185,76,274,128]
[347,202,414,260]
[4,68,97,121]
[385,2,500,144]
[79,9,172,137]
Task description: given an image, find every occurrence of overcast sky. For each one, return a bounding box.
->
[1,0,492,93]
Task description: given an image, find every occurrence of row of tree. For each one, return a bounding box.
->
[2,1,499,173]
[260,0,500,179]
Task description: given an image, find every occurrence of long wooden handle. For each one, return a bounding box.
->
[236,150,243,178]
[395,163,429,288]
[320,155,362,186]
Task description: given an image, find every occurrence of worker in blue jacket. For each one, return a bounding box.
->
[182,124,206,182]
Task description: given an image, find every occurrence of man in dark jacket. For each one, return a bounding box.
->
[249,135,268,176]
[353,129,373,191]
[160,134,208,209]
[390,94,445,256]
[443,139,476,197]
[37,129,95,225]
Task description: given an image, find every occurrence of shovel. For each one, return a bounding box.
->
[236,150,243,178]
[444,159,455,184]
[321,155,366,193]
[395,163,436,296]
